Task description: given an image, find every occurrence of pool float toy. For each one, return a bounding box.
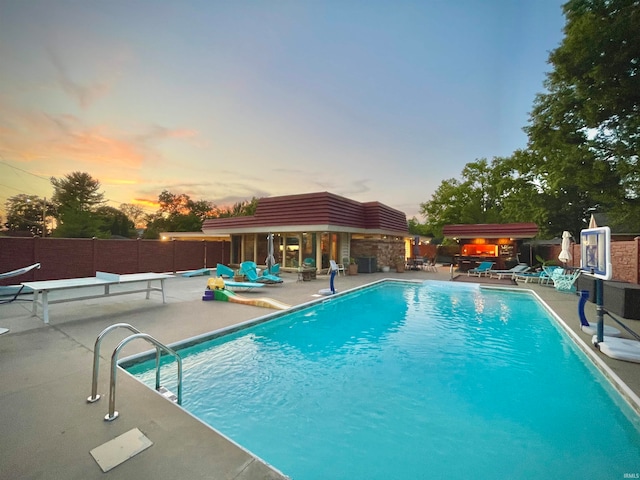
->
[204,278,290,310]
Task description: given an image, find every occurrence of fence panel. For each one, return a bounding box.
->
[1,237,229,283]
[0,237,37,284]
[174,241,206,272]
[95,239,140,274]
[138,240,175,273]
[36,238,95,280]
[206,241,229,267]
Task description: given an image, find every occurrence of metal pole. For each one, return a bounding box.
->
[596,278,604,343]
[42,197,46,237]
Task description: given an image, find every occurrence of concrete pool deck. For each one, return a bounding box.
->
[1,268,638,479]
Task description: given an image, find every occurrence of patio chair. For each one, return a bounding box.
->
[424,257,438,273]
[267,263,281,276]
[514,266,560,285]
[240,261,283,284]
[551,268,581,292]
[216,263,236,278]
[466,261,494,277]
[488,264,530,280]
[0,263,40,305]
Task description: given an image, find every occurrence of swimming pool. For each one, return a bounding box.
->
[125,281,640,479]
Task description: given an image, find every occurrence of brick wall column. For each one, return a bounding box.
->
[635,237,640,284]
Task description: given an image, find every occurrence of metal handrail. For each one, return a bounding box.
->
[87,323,142,403]
[105,333,183,422]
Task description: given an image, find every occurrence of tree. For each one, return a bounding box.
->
[94,206,136,238]
[211,198,259,218]
[3,194,54,236]
[51,171,105,213]
[50,172,107,238]
[419,159,504,237]
[526,0,640,231]
[119,203,145,229]
[407,217,432,237]
[142,190,214,239]
[52,209,103,238]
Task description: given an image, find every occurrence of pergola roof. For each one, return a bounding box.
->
[202,192,409,236]
[442,222,539,239]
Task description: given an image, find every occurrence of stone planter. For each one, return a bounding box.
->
[396,262,405,273]
[348,264,358,275]
[381,266,390,273]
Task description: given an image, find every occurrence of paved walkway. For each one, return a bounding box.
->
[1,268,638,479]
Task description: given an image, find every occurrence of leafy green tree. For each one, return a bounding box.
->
[4,194,54,236]
[142,190,215,238]
[51,171,105,214]
[420,159,504,237]
[526,0,640,232]
[52,209,103,238]
[211,197,259,218]
[407,217,432,237]
[94,206,136,238]
[50,172,106,238]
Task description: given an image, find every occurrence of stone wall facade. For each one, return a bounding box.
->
[351,238,405,271]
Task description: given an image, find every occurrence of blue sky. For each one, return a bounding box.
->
[0,0,566,220]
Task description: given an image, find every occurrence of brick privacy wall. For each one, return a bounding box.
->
[549,239,639,284]
[0,237,230,285]
[351,238,405,270]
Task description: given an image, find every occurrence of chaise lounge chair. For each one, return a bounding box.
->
[240,261,283,284]
[0,263,41,305]
[466,261,494,277]
[215,263,265,292]
[514,266,561,285]
[488,264,530,280]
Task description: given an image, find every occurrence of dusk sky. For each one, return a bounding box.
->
[0,0,565,221]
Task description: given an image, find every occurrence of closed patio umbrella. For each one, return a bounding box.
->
[558,231,572,264]
[266,233,276,273]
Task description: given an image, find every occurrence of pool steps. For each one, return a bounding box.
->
[87,323,183,420]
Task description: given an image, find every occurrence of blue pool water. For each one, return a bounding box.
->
[126,281,640,479]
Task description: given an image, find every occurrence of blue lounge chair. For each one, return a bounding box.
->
[467,261,494,277]
[216,264,236,278]
[240,261,283,284]
[488,264,530,280]
[266,263,280,276]
[551,268,581,292]
[514,266,560,285]
[215,263,264,291]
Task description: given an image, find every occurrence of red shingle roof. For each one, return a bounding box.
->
[202,192,409,235]
[442,223,538,239]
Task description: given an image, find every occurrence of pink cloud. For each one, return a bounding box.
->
[0,96,199,172]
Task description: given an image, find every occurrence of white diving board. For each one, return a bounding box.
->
[21,271,173,324]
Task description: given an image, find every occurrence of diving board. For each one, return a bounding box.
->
[22,272,173,324]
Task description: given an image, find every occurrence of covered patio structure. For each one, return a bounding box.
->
[443,222,539,272]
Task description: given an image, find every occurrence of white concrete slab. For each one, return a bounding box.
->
[90,427,153,473]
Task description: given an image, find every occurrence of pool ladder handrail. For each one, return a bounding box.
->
[87,323,183,422]
[88,323,142,403]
